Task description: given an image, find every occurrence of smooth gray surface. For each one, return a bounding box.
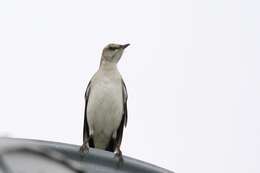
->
[0,138,173,173]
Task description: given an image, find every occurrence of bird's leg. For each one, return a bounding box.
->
[111,131,124,166]
[114,144,123,163]
[79,134,92,153]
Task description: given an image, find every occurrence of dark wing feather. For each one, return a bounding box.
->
[115,79,128,147]
[121,79,128,126]
[83,81,94,147]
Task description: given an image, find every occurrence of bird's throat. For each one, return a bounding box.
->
[99,60,117,71]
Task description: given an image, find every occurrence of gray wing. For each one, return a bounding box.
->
[115,79,128,146]
[121,79,128,126]
[83,81,94,146]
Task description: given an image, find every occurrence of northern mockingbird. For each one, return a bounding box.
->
[80,43,129,161]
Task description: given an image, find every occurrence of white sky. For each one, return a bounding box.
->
[0,0,259,173]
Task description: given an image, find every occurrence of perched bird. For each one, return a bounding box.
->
[80,43,129,161]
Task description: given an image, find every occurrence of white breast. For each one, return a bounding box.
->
[87,69,123,149]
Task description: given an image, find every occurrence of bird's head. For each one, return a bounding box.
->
[101,43,130,64]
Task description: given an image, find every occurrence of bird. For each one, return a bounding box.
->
[79,43,129,161]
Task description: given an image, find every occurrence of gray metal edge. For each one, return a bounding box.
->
[0,137,174,173]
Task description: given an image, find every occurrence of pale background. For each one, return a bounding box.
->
[0,0,259,173]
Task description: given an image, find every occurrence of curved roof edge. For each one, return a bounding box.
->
[0,137,174,173]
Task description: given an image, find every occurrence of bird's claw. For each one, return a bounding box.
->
[114,149,124,167]
[79,143,89,153]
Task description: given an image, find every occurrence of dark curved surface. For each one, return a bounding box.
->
[0,138,173,173]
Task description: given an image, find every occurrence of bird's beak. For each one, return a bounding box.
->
[121,43,130,49]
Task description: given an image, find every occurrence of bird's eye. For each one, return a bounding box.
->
[108,46,117,51]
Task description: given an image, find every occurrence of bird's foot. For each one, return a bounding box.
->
[114,148,124,167]
[79,143,90,161]
[79,143,89,153]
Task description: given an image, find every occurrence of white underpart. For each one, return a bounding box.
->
[87,62,123,149]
